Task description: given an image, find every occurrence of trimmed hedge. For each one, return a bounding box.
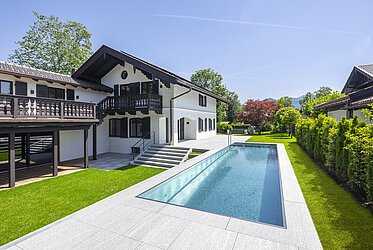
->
[296,114,373,202]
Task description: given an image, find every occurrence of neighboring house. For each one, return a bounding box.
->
[0,45,225,187]
[315,64,373,123]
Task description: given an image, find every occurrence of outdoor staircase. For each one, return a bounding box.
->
[133,144,191,168]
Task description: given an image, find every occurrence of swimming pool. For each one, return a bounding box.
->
[138,143,285,227]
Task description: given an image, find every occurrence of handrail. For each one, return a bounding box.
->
[131,131,156,160]
[0,94,96,119]
[97,94,162,121]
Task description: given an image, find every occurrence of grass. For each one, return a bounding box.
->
[0,165,164,246]
[247,133,373,250]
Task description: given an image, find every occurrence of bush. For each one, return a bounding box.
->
[296,114,373,202]
[217,123,233,134]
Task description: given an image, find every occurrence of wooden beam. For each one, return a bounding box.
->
[83,128,89,168]
[52,131,58,176]
[93,124,97,160]
[8,132,15,188]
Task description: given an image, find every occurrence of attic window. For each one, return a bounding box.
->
[121,70,128,80]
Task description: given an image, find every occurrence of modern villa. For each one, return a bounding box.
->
[315,64,373,123]
[0,45,226,188]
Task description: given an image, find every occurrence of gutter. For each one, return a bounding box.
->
[169,87,192,145]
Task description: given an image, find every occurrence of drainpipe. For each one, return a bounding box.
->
[170,87,192,145]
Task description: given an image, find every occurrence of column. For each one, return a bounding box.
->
[52,130,58,176]
[8,132,15,188]
[84,129,89,168]
[92,124,97,160]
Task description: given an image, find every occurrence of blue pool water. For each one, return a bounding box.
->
[138,143,285,227]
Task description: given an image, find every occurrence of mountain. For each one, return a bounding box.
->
[291,95,304,110]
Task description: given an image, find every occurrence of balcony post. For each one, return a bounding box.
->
[13,98,19,118]
[93,124,97,160]
[60,102,64,119]
[8,132,15,188]
[83,128,89,168]
[26,133,30,167]
[52,130,58,176]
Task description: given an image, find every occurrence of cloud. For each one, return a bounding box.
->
[153,14,365,36]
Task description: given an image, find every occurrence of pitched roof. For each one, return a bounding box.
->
[0,61,113,93]
[72,45,227,102]
[356,64,373,78]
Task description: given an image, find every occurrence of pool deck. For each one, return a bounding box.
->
[1,142,322,250]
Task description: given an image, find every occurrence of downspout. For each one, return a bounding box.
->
[170,87,192,145]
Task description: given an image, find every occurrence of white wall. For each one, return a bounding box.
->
[0,73,108,104]
[352,109,372,124]
[328,110,347,121]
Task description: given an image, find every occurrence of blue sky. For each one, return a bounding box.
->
[1,0,372,100]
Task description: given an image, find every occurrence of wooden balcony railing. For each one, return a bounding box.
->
[97,94,162,120]
[0,94,96,119]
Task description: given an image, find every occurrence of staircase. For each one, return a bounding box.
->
[133,145,191,168]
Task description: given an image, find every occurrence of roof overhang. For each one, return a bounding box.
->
[72,45,227,102]
[341,66,373,94]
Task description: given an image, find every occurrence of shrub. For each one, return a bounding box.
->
[296,114,373,202]
[217,123,233,134]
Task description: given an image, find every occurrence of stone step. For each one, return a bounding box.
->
[137,156,181,165]
[148,147,189,153]
[134,160,175,168]
[142,153,184,161]
[145,150,186,157]
[151,145,190,150]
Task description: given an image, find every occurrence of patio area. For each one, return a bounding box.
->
[63,153,133,170]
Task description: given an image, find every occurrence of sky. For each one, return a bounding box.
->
[1,0,372,101]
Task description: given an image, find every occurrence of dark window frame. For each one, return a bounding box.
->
[199,94,207,107]
[209,118,212,131]
[205,118,208,131]
[15,81,27,96]
[130,118,143,138]
[66,89,75,100]
[0,80,13,95]
[198,118,203,132]
[109,118,121,137]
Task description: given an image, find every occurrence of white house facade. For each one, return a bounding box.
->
[0,45,225,187]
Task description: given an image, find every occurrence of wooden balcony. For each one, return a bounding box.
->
[97,94,162,119]
[0,94,96,121]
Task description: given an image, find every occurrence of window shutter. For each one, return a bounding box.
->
[204,96,207,106]
[142,117,151,139]
[67,89,75,100]
[120,118,128,138]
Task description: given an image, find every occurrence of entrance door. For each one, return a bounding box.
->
[179,118,185,140]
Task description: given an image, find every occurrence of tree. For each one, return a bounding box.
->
[237,99,280,133]
[299,92,312,107]
[278,96,293,107]
[362,103,373,122]
[315,86,333,98]
[9,12,93,75]
[226,91,242,123]
[274,107,301,136]
[301,91,345,117]
[191,68,229,122]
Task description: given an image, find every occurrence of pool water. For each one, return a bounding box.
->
[138,143,285,227]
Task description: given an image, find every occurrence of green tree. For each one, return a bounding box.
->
[315,86,333,98]
[226,91,242,123]
[274,107,301,136]
[278,96,293,107]
[362,103,373,122]
[301,91,344,117]
[9,12,93,75]
[191,68,229,122]
[299,92,312,107]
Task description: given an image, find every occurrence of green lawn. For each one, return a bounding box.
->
[0,165,164,246]
[247,133,373,250]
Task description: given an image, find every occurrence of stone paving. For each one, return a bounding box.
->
[64,153,133,170]
[1,140,322,250]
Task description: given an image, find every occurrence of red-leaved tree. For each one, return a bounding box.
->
[237,99,280,133]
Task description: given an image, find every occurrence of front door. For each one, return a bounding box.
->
[179,118,185,140]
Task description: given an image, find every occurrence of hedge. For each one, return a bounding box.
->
[296,114,373,202]
[217,123,233,134]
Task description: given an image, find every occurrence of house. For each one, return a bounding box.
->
[315,64,373,123]
[0,45,226,187]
